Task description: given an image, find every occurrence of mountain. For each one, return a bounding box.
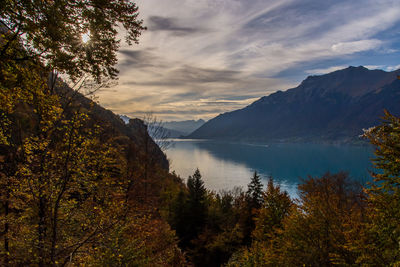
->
[58,86,169,170]
[163,119,205,136]
[162,127,186,138]
[118,116,205,138]
[188,66,400,143]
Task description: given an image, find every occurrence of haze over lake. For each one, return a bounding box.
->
[166,140,374,196]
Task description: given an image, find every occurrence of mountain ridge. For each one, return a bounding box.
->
[187,66,400,143]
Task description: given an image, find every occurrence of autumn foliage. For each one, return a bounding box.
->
[2,1,400,266]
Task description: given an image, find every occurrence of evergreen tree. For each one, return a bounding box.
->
[241,171,264,244]
[228,178,292,267]
[186,169,207,238]
[170,169,208,249]
[187,169,207,207]
[170,190,189,247]
[246,171,264,210]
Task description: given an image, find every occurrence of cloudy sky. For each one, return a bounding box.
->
[97,0,400,121]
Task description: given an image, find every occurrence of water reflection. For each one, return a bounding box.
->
[166,140,374,197]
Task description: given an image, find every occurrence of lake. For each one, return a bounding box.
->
[165,139,375,197]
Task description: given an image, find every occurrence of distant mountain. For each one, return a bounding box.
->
[163,128,186,138]
[163,119,205,136]
[118,116,205,138]
[148,126,186,139]
[188,66,400,143]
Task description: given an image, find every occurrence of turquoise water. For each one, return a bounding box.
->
[165,140,375,197]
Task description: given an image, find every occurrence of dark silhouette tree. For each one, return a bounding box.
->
[186,169,207,239]
[170,190,189,247]
[228,178,292,266]
[0,0,146,82]
[169,169,208,250]
[246,171,264,210]
[241,171,264,244]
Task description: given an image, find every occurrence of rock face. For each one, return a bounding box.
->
[188,66,400,143]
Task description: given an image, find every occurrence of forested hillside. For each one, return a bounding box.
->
[0,1,186,265]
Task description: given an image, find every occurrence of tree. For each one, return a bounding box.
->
[246,171,264,210]
[168,169,208,250]
[241,171,264,244]
[0,1,151,265]
[280,173,365,266]
[83,213,186,266]
[170,185,249,267]
[229,173,365,266]
[227,178,291,267]
[142,113,171,152]
[253,178,292,241]
[0,0,145,82]
[170,190,188,240]
[0,56,129,265]
[0,47,186,265]
[186,169,207,239]
[359,110,400,265]
[136,113,171,203]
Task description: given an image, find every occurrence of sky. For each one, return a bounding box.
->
[96,0,400,121]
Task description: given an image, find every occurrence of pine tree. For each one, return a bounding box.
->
[186,169,207,240]
[187,169,207,206]
[170,190,189,247]
[246,171,264,210]
[240,171,264,244]
[228,178,292,267]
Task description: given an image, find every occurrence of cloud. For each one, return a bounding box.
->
[117,48,169,73]
[331,39,382,54]
[147,16,208,36]
[364,65,384,70]
[95,0,400,121]
[386,64,400,71]
[124,65,241,87]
